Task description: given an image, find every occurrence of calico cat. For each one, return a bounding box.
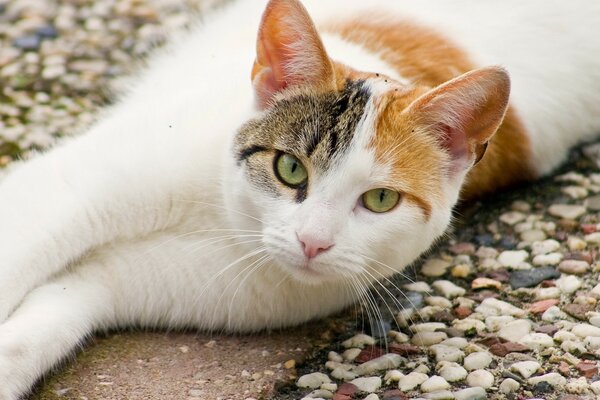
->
[1,0,599,398]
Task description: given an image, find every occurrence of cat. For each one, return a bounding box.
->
[1,0,599,398]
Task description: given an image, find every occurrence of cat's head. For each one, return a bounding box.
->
[228,0,509,284]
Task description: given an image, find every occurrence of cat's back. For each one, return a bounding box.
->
[306,0,600,182]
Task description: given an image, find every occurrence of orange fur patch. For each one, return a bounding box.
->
[325,18,536,201]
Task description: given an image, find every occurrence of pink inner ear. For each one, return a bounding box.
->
[437,123,470,173]
[251,0,334,109]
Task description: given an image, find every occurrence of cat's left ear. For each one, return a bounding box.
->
[252,0,335,109]
[406,66,510,175]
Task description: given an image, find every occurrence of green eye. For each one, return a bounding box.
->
[362,188,400,213]
[275,153,308,187]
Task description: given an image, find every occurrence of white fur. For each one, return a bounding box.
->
[0,0,598,398]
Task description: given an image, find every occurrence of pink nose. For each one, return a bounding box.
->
[297,233,334,259]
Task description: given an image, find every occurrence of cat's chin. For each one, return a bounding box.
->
[273,258,345,286]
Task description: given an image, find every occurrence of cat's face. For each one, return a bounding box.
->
[226,0,509,285]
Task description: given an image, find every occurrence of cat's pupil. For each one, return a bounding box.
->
[379,190,385,203]
[291,162,298,173]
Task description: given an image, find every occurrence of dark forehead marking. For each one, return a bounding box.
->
[234,80,371,170]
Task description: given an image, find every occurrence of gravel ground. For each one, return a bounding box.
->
[286,147,600,400]
[2,1,600,400]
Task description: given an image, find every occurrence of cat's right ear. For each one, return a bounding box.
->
[252,0,335,109]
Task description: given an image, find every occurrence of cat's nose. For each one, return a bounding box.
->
[297,233,334,259]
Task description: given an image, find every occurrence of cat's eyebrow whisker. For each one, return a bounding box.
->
[176,199,266,224]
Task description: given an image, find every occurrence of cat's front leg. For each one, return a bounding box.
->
[0,119,199,322]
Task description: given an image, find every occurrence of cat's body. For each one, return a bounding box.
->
[1,0,599,398]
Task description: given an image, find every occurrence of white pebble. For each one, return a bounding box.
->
[453,387,487,400]
[320,383,338,392]
[535,287,561,300]
[363,394,379,400]
[499,378,520,394]
[518,333,554,351]
[432,280,466,298]
[531,239,561,255]
[497,250,529,267]
[328,351,343,363]
[398,372,428,391]
[350,377,381,393]
[309,389,333,399]
[440,337,468,349]
[452,318,486,333]
[566,377,589,394]
[331,368,357,381]
[510,361,541,378]
[528,373,566,387]
[567,236,587,251]
[532,252,563,266]
[466,369,494,389]
[421,375,451,393]
[430,344,465,363]
[463,352,492,371]
[584,232,600,244]
[425,296,453,308]
[542,306,568,322]
[555,274,582,294]
[485,316,515,332]
[591,380,600,395]
[388,330,409,343]
[410,322,448,333]
[412,332,448,346]
[342,334,375,348]
[297,372,331,389]
[354,354,404,376]
[383,370,404,384]
[423,390,454,400]
[584,336,600,350]
[548,204,586,220]
[500,211,526,225]
[476,298,527,318]
[438,362,467,382]
[404,281,432,292]
[342,348,362,361]
[422,258,452,277]
[572,323,600,338]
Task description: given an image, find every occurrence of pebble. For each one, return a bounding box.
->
[432,280,466,298]
[510,267,560,289]
[383,370,403,384]
[520,229,547,243]
[451,263,472,278]
[465,369,494,389]
[13,35,41,50]
[298,373,331,389]
[532,252,563,266]
[531,239,561,255]
[342,334,375,349]
[591,380,600,395]
[567,236,587,251]
[462,352,492,371]
[527,372,567,387]
[534,287,561,300]
[412,332,448,346]
[309,389,333,398]
[430,344,464,363]
[453,387,486,400]
[542,306,568,322]
[563,303,594,320]
[350,377,381,393]
[510,361,540,378]
[527,299,560,314]
[475,298,526,318]
[422,259,452,277]
[571,323,600,338]
[558,259,590,275]
[331,368,357,381]
[421,375,451,392]
[363,394,379,400]
[354,354,403,376]
[584,232,600,244]
[423,390,454,400]
[518,333,554,351]
[438,362,467,382]
[404,282,432,293]
[471,277,502,290]
[398,372,428,391]
[499,378,520,394]
[548,204,587,220]
[411,322,448,333]
[497,250,529,268]
[555,275,583,294]
[485,315,514,332]
[498,320,532,342]
[499,211,526,225]
[342,348,362,362]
